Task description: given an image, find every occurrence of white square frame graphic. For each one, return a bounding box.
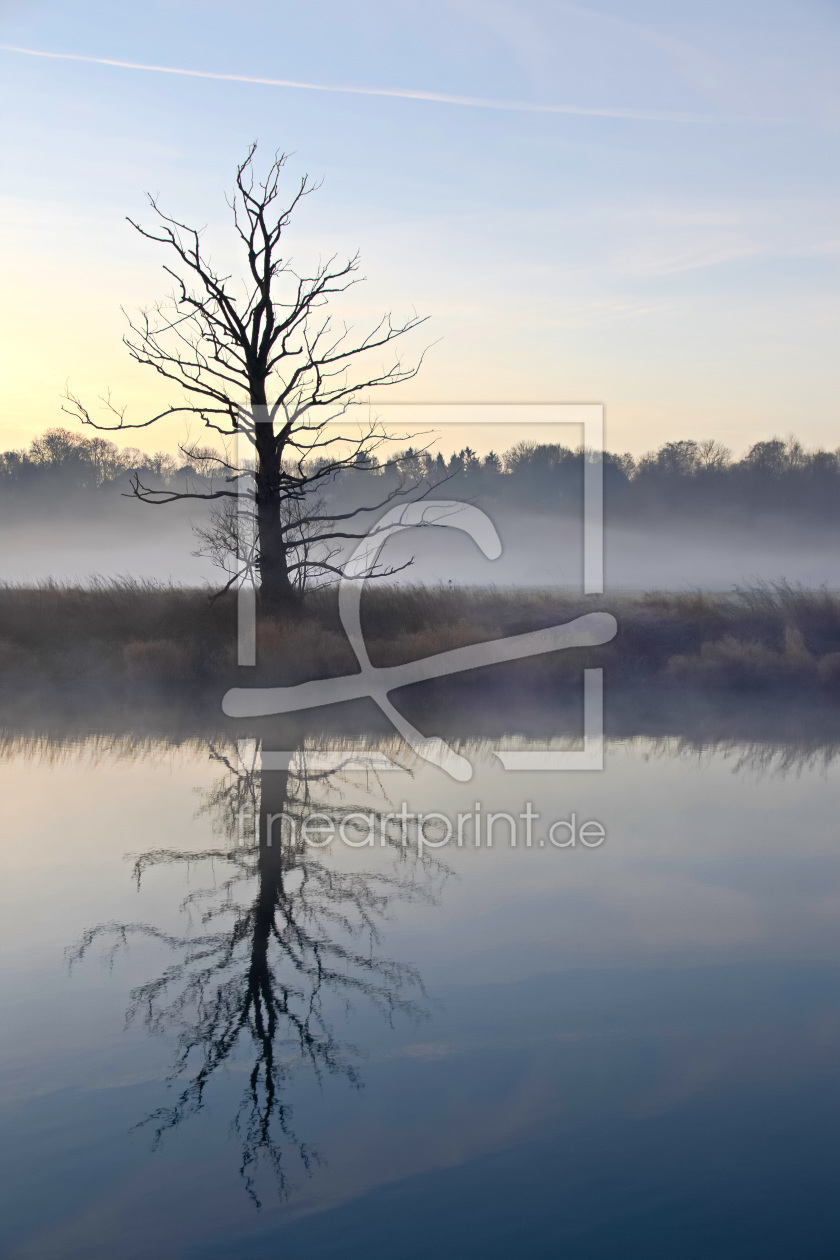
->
[228,403,609,776]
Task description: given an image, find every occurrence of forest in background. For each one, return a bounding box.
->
[3,427,840,522]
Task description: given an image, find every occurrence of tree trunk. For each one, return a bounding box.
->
[254,416,301,617]
[256,495,299,615]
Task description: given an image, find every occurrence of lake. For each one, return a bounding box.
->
[1,730,840,1258]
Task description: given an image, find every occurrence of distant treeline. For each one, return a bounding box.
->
[3,427,840,520]
[0,429,189,494]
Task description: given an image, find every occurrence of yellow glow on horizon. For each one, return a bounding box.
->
[2,193,837,463]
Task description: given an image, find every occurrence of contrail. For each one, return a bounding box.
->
[0,43,745,123]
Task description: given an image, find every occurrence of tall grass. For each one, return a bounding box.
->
[1,578,840,697]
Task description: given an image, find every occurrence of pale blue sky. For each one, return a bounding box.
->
[1,0,838,455]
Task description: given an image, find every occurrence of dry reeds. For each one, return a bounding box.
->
[1,579,840,700]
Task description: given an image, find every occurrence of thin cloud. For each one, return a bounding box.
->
[0,43,762,123]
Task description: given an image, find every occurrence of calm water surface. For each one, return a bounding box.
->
[1,733,840,1258]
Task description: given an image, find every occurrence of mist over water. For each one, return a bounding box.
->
[6,428,840,591]
[0,494,217,585]
[382,509,840,591]
[4,494,840,590]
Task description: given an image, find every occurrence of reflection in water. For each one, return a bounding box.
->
[628,734,840,779]
[4,726,840,1256]
[4,723,840,780]
[69,744,440,1206]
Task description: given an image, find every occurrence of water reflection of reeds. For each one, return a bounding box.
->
[3,726,840,782]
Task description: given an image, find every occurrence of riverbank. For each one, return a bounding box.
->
[2,579,840,730]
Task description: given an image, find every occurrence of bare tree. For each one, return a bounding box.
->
[63,144,432,613]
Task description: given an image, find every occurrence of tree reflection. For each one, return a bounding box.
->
[70,743,439,1205]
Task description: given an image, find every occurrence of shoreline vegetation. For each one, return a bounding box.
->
[2,581,840,743]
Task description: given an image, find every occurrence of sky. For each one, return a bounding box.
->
[0,0,838,459]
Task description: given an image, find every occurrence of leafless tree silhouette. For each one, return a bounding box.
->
[63,144,436,611]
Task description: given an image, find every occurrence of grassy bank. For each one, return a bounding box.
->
[2,579,840,708]
[2,579,840,750]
